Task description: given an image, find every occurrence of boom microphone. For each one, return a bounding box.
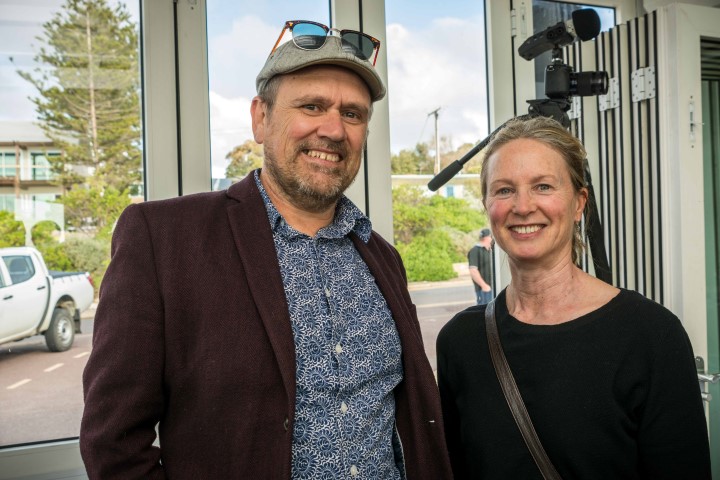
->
[518,9,601,61]
[427,120,515,191]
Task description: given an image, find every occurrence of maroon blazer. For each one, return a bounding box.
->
[80,174,452,479]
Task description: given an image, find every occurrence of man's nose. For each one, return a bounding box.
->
[316,111,347,141]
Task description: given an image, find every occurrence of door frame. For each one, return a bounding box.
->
[659,2,720,470]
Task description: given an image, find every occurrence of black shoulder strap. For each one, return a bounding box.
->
[485,299,563,480]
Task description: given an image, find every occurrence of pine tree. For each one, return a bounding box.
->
[17,0,141,192]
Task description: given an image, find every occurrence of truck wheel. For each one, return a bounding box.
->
[45,308,75,352]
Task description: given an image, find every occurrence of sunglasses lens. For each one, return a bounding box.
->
[292,22,327,49]
[340,32,376,60]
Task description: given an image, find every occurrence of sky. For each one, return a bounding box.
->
[0,0,489,179]
[2,0,615,180]
[204,0,489,177]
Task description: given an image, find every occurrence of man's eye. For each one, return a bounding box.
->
[302,105,319,111]
[496,187,512,195]
[537,184,551,191]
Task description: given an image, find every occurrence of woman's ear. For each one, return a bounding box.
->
[575,187,589,222]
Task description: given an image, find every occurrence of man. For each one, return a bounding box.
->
[468,227,493,305]
[80,24,452,480]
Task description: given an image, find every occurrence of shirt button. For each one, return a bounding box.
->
[335,343,343,354]
[325,288,331,297]
[350,465,359,476]
[340,401,348,413]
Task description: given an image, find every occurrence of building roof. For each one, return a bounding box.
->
[0,121,52,145]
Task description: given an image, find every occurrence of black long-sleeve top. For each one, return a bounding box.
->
[437,288,711,479]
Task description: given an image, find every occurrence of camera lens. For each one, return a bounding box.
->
[571,71,609,96]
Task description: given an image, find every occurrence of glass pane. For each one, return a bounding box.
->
[206,1,329,189]
[386,1,489,370]
[530,1,616,100]
[0,0,142,447]
[386,1,489,177]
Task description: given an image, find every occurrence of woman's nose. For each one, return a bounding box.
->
[512,189,535,214]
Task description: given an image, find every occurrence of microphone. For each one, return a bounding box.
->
[518,9,601,61]
[427,115,535,192]
[427,160,465,192]
[427,139,486,192]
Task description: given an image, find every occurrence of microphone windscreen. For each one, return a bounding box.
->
[571,9,601,41]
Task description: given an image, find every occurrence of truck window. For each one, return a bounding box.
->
[2,255,36,284]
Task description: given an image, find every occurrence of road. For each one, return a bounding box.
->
[0,276,476,447]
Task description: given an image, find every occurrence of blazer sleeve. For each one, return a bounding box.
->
[80,204,167,480]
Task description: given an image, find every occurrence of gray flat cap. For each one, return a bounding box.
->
[256,35,386,102]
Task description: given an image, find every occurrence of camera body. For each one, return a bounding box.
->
[545,62,609,99]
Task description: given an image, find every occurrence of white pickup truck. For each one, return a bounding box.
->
[0,246,94,352]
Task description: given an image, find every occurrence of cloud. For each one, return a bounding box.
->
[209,91,253,178]
[205,13,491,175]
[207,15,277,99]
[386,15,488,153]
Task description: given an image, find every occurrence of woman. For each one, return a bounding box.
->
[437,116,711,479]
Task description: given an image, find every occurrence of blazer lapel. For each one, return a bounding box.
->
[225,175,296,406]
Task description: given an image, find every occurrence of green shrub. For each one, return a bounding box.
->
[39,243,73,271]
[392,186,488,281]
[64,237,110,295]
[396,230,458,282]
[0,210,25,247]
[428,195,486,233]
[31,220,61,247]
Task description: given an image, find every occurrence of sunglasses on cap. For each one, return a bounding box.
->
[269,20,381,66]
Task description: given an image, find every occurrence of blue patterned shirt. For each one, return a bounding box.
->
[254,172,405,479]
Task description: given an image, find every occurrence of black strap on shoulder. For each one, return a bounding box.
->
[485,299,563,480]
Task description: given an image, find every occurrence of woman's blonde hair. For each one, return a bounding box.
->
[480,115,588,264]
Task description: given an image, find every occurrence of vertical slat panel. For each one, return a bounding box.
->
[583,12,663,298]
[598,31,613,284]
[628,17,642,295]
[649,11,664,304]
[612,25,627,288]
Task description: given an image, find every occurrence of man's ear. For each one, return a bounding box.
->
[250,96,266,144]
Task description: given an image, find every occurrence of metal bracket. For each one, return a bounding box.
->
[567,96,582,120]
[689,98,704,143]
[631,66,656,103]
[510,3,527,40]
[511,9,517,38]
[696,356,719,403]
[598,77,619,111]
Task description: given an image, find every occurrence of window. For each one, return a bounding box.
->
[386,1,489,171]
[530,1,616,100]
[206,1,329,188]
[30,152,56,181]
[0,152,17,177]
[0,0,142,448]
[3,255,35,284]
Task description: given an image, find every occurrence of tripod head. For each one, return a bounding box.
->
[428,10,607,191]
[427,9,612,282]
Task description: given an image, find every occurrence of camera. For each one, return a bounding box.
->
[544,62,608,99]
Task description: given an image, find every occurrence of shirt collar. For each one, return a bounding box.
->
[254,170,372,243]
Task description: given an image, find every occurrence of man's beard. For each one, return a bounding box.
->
[263,141,359,213]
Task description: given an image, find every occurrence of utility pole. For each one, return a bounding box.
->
[428,107,441,174]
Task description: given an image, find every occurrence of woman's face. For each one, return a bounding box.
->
[484,138,587,268]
